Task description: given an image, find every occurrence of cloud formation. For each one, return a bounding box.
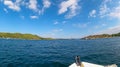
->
[2,0,120,20]
[99,5,109,17]
[41,0,51,14]
[59,0,80,18]
[4,8,8,13]
[98,0,120,19]
[54,21,59,25]
[28,0,38,11]
[3,0,51,14]
[99,0,110,17]
[108,5,120,19]
[53,29,63,33]
[98,25,120,34]
[73,23,89,28]
[30,15,38,19]
[4,0,21,11]
[89,10,96,17]
[41,29,63,38]
[43,0,51,8]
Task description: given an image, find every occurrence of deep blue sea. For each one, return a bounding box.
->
[0,37,120,67]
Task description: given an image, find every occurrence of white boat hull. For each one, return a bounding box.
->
[69,62,117,67]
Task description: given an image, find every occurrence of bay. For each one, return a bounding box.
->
[0,37,120,67]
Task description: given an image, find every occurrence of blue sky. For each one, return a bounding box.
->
[0,0,120,38]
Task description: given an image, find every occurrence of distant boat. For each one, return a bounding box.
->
[69,62,117,67]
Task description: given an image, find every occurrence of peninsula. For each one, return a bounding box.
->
[0,32,53,40]
[82,32,120,40]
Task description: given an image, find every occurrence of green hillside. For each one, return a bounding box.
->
[0,32,53,40]
[82,33,120,40]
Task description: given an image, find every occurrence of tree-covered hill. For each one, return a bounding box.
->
[0,32,53,40]
[82,33,120,40]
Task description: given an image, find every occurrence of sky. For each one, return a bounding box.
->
[0,0,120,38]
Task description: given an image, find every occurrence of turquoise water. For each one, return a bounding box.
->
[0,37,120,67]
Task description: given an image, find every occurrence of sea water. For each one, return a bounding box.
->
[0,37,120,67]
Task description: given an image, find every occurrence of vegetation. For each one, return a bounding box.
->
[82,33,120,40]
[111,32,120,37]
[0,32,53,40]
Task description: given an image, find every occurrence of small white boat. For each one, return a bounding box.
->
[69,62,117,67]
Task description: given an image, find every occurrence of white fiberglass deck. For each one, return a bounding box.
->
[69,62,117,67]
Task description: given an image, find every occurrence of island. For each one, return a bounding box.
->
[0,32,53,40]
[82,32,120,40]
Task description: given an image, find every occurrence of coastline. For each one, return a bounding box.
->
[0,32,53,40]
[82,33,120,40]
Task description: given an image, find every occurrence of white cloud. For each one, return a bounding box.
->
[73,23,88,28]
[94,26,99,29]
[94,23,107,29]
[53,29,63,33]
[102,23,107,26]
[41,0,51,14]
[4,8,8,13]
[28,0,38,11]
[97,25,120,34]
[41,29,63,38]
[51,29,63,38]
[30,15,38,19]
[28,0,51,15]
[99,5,109,17]
[43,0,51,8]
[16,0,22,4]
[108,6,120,19]
[89,10,96,17]
[54,21,59,25]
[59,0,80,18]
[99,0,111,18]
[4,0,21,11]
[62,21,67,24]
[40,33,55,38]
[99,0,120,19]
